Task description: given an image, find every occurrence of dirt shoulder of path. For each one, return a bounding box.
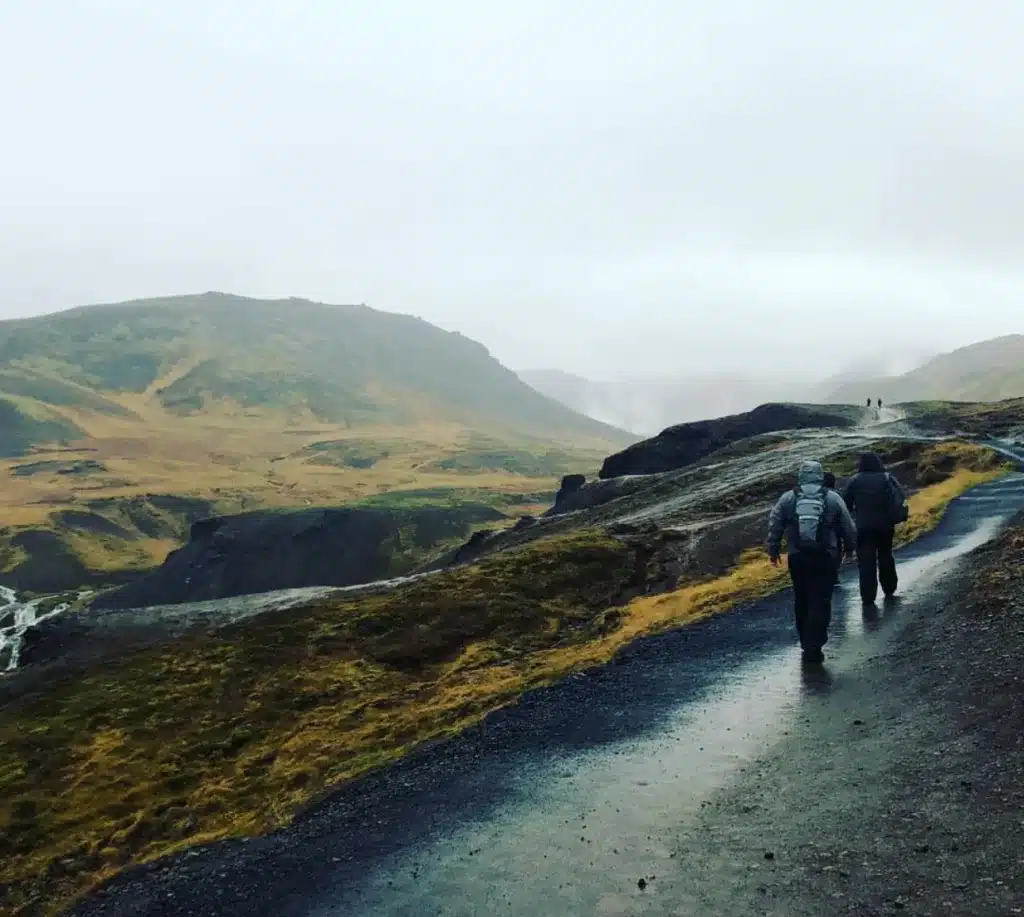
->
[656,514,1024,916]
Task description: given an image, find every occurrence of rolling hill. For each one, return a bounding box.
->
[824,335,1024,404]
[0,294,630,445]
[0,294,631,592]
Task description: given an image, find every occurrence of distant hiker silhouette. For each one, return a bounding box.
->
[842,452,908,604]
[877,397,883,409]
[866,397,872,408]
[767,461,857,664]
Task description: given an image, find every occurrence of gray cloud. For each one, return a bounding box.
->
[2,1,1023,378]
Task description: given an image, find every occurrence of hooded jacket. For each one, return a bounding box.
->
[842,451,906,533]
[767,460,857,559]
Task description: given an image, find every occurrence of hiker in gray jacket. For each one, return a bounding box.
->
[768,460,857,664]
[843,451,907,604]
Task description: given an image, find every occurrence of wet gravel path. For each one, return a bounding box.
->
[651,514,1024,917]
[68,474,1024,917]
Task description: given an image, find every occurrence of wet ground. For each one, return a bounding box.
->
[71,471,1024,917]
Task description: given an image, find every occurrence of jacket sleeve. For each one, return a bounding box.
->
[767,492,792,558]
[832,492,857,552]
[842,474,857,513]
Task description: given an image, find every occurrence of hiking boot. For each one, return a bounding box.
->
[801,648,825,664]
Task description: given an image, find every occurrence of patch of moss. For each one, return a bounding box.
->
[0,397,83,458]
[352,487,554,512]
[0,370,133,417]
[0,532,26,574]
[904,398,1024,436]
[0,495,223,594]
[304,440,390,469]
[0,530,636,916]
[429,447,581,477]
[823,439,1009,486]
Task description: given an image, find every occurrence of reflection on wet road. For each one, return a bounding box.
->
[310,474,1024,917]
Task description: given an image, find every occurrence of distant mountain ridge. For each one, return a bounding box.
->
[518,369,811,436]
[523,337,1022,435]
[824,335,1024,404]
[808,349,936,402]
[0,293,631,455]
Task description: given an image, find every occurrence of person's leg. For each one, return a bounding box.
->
[789,555,811,651]
[857,530,879,603]
[877,526,898,597]
[804,555,834,658]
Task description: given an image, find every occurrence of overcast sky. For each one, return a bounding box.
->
[2,1,1023,380]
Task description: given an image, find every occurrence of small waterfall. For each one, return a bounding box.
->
[0,587,72,673]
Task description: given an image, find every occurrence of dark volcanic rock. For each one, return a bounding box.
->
[559,473,586,493]
[91,504,503,610]
[19,613,94,667]
[543,476,650,517]
[599,403,858,479]
[549,473,587,513]
[448,528,498,565]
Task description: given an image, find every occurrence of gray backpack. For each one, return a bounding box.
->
[792,486,831,554]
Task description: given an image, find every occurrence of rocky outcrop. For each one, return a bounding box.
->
[91,503,503,610]
[549,473,587,514]
[544,475,653,517]
[599,403,858,479]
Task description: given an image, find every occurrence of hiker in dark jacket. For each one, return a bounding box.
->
[843,451,907,604]
[768,461,857,664]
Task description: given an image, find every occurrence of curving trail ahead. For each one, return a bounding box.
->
[72,464,1024,917]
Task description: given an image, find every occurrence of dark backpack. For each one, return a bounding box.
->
[885,473,909,524]
[792,486,831,554]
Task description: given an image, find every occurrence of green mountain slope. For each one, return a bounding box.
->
[0,397,83,458]
[825,335,1024,403]
[0,293,632,450]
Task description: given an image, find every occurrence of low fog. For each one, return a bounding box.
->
[2,2,1023,378]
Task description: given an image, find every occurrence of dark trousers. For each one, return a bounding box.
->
[788,551,836,653]
[857,527,898,603]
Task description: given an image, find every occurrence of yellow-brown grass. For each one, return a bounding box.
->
[0,410,602,586]
[0,416,595,521]
[0,442,1012,916]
